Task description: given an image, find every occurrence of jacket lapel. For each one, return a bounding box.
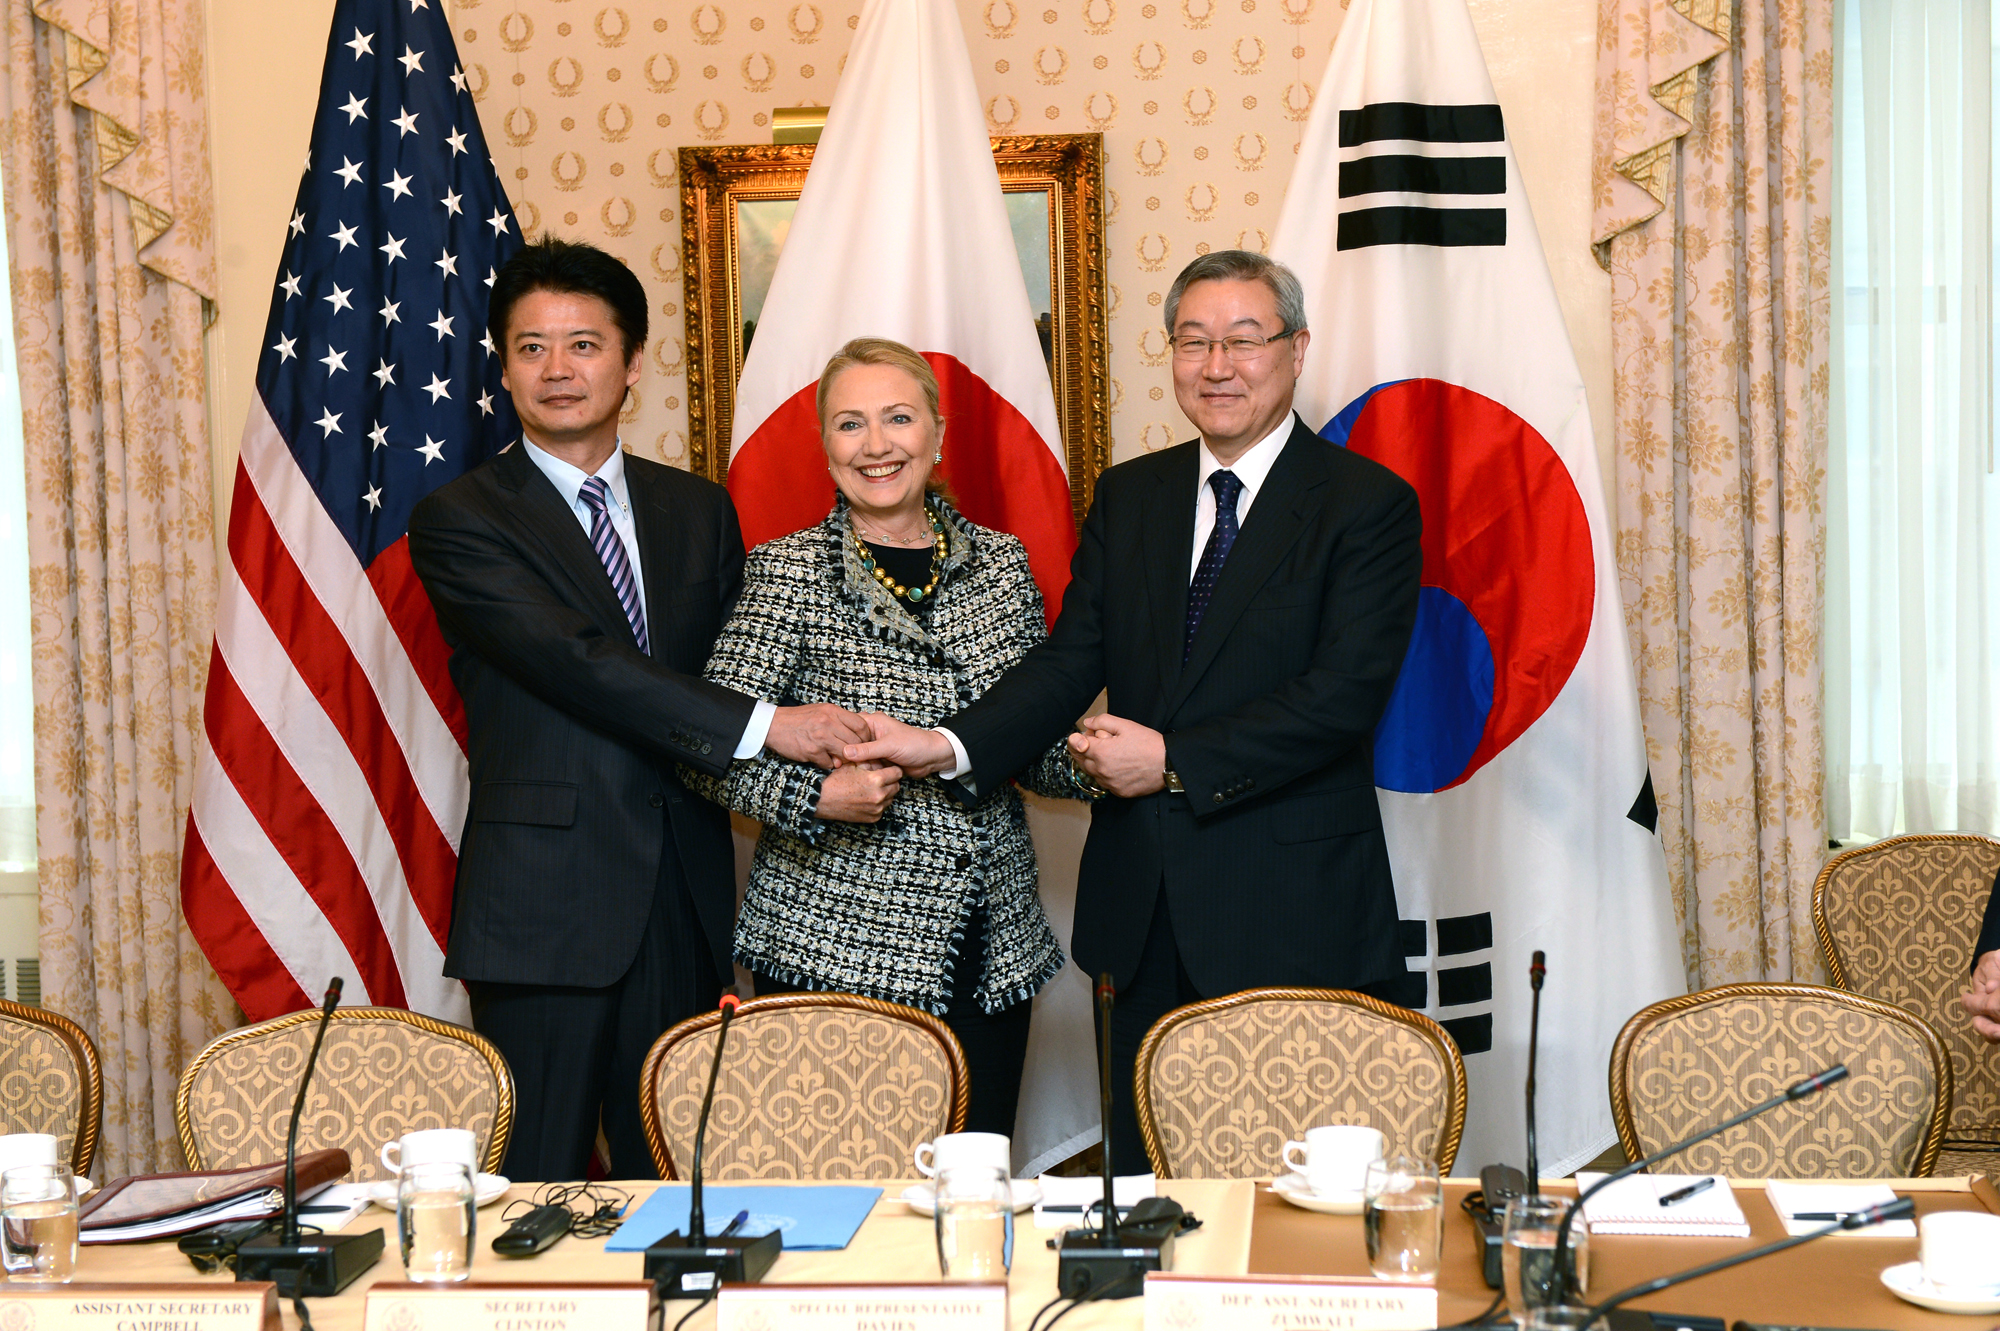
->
[1167,422,1325,714]
[493,444,642,650]
[1141,445,1201,703]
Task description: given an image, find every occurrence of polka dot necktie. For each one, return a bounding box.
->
[1184,469,1242,663]
[579,476,651,656]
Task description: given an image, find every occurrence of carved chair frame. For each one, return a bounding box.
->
[1132,985,1469,1179]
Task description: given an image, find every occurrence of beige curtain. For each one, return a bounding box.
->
[1593,0,1834,987]
[1,0,237,1175]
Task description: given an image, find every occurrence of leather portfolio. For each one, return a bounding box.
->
[78,1149,352,1243]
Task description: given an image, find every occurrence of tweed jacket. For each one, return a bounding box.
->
[686,496,1075,1014]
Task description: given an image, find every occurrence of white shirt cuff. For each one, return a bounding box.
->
[736,699,778,759]
[935,726,971,781]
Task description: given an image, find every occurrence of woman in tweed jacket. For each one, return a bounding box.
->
[686,337,1078,1135]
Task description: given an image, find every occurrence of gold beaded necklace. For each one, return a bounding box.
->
[851,509,948,603]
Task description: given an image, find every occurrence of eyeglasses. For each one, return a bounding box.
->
[1170,329,1297,361]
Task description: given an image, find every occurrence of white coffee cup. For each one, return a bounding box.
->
[0,1134,59,1177]
[379,1128,478,1178]
[1281,1124,1386,1198]
[1919,1211,2000,1293]
[914,1131,1012,1181]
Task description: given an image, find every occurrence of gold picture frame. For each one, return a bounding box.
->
[680,134,1109,526]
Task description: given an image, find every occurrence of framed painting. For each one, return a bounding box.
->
[679,134,1108,526]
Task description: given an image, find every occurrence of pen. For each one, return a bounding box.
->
[1789,1212,1859,1221]
[718,1209,750,1238]
[1658,1178,1717,1207]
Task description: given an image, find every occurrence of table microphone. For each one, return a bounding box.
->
[1551,1064,1850,1302]
[235,978,385,1296]
[1526,951,1546,1192]
[1575,1197,1917,1331]
[1055,974,1186,1299]
[646,993,782,1297]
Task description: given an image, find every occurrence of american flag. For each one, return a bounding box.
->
[181,0,521,1023]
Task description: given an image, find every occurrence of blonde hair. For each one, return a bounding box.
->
[815,337,944,431]
[815,337,952,499]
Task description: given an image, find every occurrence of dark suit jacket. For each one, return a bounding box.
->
[947,418,1423,997]
[406,445,755,988]
[1979,873,2000,965]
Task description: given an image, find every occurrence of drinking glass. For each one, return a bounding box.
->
[1,1164,79,1282]
[397,1161,476,1283]
[1523,1306,1604,1331]
[1362,1155,1442,1282]
[933,1164,1012,1281]
[1503,1195,1588,1326]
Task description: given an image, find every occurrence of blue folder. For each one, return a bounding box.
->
[604,1184,884,1252]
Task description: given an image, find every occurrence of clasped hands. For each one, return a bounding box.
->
[763,704,1174,822]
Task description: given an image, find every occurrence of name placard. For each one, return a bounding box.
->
[0,1283,279,1331]
[1144,1274,1439,1330]
[361,1282,656,1331]
[714,1282,1007,1331]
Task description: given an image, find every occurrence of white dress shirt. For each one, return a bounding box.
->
[521,437,774,759]
[934,413,1300,782]
[1189,414,1294,578]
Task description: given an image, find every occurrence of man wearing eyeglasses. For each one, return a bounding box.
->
[846,249,1423,1163]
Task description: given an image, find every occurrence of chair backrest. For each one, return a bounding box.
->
[640,993,969,1179]
[1133,987,1468,1179]
[175,1008,514,1180]
[1813,834,2000,1169]
[1610,982,1952,1177]
[0,1001,103,1177]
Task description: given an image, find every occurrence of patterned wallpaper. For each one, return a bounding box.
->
[451,0,1351,472]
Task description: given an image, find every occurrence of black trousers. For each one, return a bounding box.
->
[1100,891,1411,1172]
[753,907,1034,1139]
[467,851,723,1182]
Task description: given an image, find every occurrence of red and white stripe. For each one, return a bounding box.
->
[182,398,471,1024]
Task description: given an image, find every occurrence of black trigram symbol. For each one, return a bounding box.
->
[1336,102,1507,251]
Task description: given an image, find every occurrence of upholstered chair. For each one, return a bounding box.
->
[1133,987,1468,1178]
[640,993,969,1179]
[176,1007,514,1180]
[0,1000,103,1177]
[1813,834,2000,1177]
[1610,983,1951,1177]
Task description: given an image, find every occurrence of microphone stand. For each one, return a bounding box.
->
[646,993,782,1296]
[1055,974,1184,1299]
[1095,974,1120,1247]
[1525,952,1545,1192]
[1551,1065,1850,1302]
[236,978,385,1296]
[1573,1198,1916,1331]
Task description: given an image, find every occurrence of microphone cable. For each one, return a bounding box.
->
[671,1287,718,1331]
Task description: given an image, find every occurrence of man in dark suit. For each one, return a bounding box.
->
[849,250,1423,1164]
[408,238,866,1181]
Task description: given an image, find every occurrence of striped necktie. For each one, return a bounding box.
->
[579,475,650,655]
[1184,469,1242,663]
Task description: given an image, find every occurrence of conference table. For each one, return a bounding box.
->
[45,1176,2000,1330]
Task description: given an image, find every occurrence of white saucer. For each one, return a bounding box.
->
[900,1180,1043,1217]
[1880,1261,2000,1314]
[366,1173,511,1210]
[1270,1173,1364,1215]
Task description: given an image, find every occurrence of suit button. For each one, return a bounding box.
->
[955,853,972,869]
[649,793,665,808]
[700,741,713,755]
[1213,792,1226,805]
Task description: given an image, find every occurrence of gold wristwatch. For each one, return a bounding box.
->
[1163,763,1185,793]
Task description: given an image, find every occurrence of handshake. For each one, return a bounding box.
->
[766,703,1170,824]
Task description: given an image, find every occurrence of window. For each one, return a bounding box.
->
[1827,0,2000,841]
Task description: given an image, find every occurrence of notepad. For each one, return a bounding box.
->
[605,1184,882,1252]
[1764,1181,1916,1238]
[1575,1172,1750,1236]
